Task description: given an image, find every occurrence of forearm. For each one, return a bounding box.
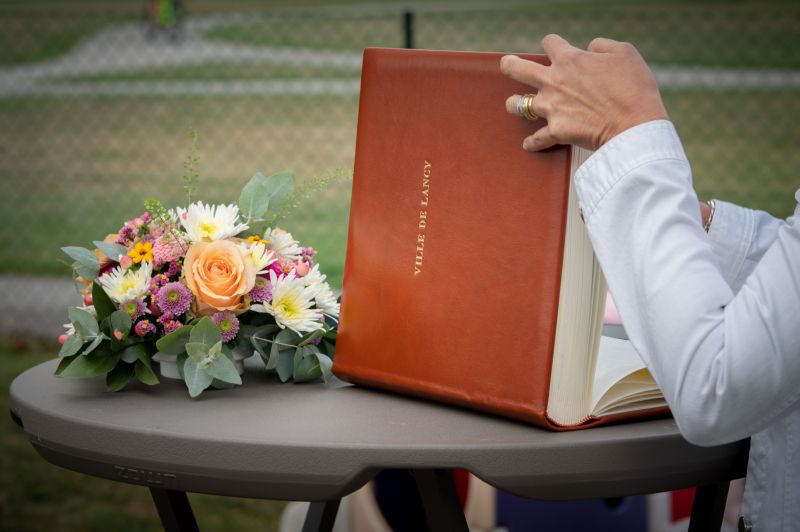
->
[576,120,800,445]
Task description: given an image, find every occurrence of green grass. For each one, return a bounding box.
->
[0,94,358,285]
[0,89,798,284]
[206,2,800,69]
[0,340,287,531]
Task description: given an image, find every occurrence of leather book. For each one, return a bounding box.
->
[333,48,668,430]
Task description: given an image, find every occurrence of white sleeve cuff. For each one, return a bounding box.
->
[574,120,689,222]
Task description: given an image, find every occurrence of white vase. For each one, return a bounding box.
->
[152,352,181,380]
[153,349,253,380]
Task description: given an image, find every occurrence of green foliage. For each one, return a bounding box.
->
[59,351,121,379]
[238,171,295,226]
[92,240,127,262]
[92,282,116,321]
[190,317,221,346]
[183,357,215,398]
[134,357,159,386]
[57,334,82,358]
[61,246,100,280]
[156,324,192,355]
[68,306,99,338]
[106,363,135,392]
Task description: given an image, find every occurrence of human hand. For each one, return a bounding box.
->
[500,34,668,151]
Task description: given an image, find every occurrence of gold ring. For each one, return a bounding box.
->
[517,93,539,121]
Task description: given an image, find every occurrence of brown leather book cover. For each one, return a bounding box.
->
[334,48,666,430]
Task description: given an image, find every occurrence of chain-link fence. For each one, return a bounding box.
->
[1,1,798,341]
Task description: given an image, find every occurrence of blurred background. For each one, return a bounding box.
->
[1,0,797,530]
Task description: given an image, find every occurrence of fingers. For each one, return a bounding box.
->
[505,93,544,120]
[523,126,557,152]
[541,34,574,59]
[587,37,621,53]
[500,54,547,88]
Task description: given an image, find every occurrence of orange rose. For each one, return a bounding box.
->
[182,240,256,316]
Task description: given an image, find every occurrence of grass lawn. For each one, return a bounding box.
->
[0,340,286,531]
[0,93,358,284]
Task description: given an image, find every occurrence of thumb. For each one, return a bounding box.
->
[523,126,557,152]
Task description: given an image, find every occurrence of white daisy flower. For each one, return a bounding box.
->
[99,262,153,303]
[177,202,249,242]
[239,240,277,275]
[251,271,324,334]
[263,228,302,262]
[300,264,340,321]
[314,282,340,321]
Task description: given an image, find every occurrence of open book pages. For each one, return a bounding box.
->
[545,146,666,427]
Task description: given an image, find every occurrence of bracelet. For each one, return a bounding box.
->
[703,199,716,232]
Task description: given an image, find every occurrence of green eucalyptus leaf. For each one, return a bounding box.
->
[183,358,214,398]
[185,342,211,365]
[60,351,121,379]
[314,352,334,384]
[93,241,128,261]
[134,358,159,386]
[156,324,192,355]
[92,282,116,321]
[206,353,241,385]
[264,171,295,213]
[298,329,325,347]
[110,310,132,338]
[106,363,135,392]
[121,344,146,363]
[190,317,221,346]
[73,261,100,280]
[68,307,99,337]
[62,246,99,267]
[81,333,107,356]
[58,334,83,358]
[239,172,271,221]
[275,349,294,382]
[55,355,77,376]
[210,379,236,390]
[293,346,322,383]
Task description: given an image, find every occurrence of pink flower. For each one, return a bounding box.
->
[295,261,310,277]
[83,293,93,306]
[212,311,240,343]
[120,255,133,269]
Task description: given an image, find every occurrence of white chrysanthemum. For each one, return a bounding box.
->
[251,271,323,334]
[99,262,153,303]
[263,228,301,261]
[240,241,277,275]
[300,264,339,320]
[314,282,340,321]
[178,202,249,242]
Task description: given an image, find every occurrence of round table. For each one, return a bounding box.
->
[10,359,749,531]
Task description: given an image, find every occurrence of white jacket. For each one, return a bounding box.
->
[573,120,800,531]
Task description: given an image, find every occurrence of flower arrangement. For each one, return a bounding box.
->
[56,171,339,397]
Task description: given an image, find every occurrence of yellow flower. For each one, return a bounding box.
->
[127,241,154,264]
[245,235,262,244]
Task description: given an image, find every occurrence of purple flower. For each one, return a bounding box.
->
[119,299,147,320]
[165,261,182,277]
[134,319,156,337]
[248,275,272,303]
[149,273,170,293]
[157,314,182,335]
[212,311,240,343]
[156,282,192,316]
[140,212,152,223]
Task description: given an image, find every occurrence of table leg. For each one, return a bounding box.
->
[149,488,199,532]
[688,481,730,532]
[412,469,469,532]
[302,500,341,532]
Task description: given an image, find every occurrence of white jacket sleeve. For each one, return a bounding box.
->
[707,199,784,292]
[574,120,800,446]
